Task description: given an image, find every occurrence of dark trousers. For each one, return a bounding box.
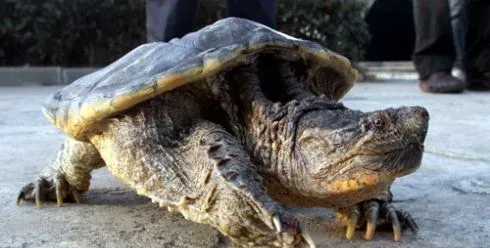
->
[464,0,490,77]
[146,0,276,43]
[450,0,466,68]
[413,0,490,79]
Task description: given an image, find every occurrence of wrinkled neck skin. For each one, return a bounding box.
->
[211,65,346,200]
[239,97,395,208]
[211,66,427,208]
[247,98,344,193]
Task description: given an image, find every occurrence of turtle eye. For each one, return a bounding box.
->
[372,113,390,130]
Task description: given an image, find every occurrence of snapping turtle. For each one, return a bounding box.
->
[17,18,427,247]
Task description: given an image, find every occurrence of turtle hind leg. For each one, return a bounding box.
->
[17,137,105,208]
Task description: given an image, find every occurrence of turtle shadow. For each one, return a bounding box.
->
[82,187,150,206]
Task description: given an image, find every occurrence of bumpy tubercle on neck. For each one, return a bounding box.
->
[208,62,344,195]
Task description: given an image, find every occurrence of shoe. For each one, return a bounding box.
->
[419,72,466,93]
[467,72,490,91]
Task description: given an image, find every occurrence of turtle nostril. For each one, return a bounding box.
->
[419,126,428,143]
[414,107,429,123]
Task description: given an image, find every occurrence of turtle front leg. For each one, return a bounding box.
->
[17,138,105,208]
[184,123,316,247]
[91,118,315,247]
[336,189,418,241]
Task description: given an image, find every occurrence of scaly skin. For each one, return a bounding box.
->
[17,61,428,246]
[16,138,104,207]
[214,62,427,240]
[18,84,314,247]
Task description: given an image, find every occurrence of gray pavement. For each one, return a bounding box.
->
[1,81,489,248]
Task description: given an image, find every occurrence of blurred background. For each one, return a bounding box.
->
[2,1,490,247]
[0,0,415,67]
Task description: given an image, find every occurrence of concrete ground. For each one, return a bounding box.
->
[1,81,489,248]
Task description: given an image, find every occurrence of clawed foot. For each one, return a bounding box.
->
[339,200,418,242]
[271,213,316,248]
[17,173,81,208]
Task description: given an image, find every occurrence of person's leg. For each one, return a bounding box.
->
[413,0,465,93]
[226,0,276,29]
[146,0,198,42]
[413,0,455,78]
[449,0,466,69]
[464,0,490,90]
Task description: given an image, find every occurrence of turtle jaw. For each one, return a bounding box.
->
[349,106,429,178]
[302,143,423,208]
[354,141,424,177]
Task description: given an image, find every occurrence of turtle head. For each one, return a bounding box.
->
[293,106,428,201]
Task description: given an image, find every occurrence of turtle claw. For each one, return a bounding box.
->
[380,203,419,241]
[345,207,360,240]
[363,201,380,240]
[16,173,81,208]
[16,183,31,206]
[272,214,284,234]
[56,183,64,207]
[298,222,316,248]
[71,188,81,204]
[397,208,419,235]
[341,200,418,242]
[386,207,402,241]
[269,213,316,247]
